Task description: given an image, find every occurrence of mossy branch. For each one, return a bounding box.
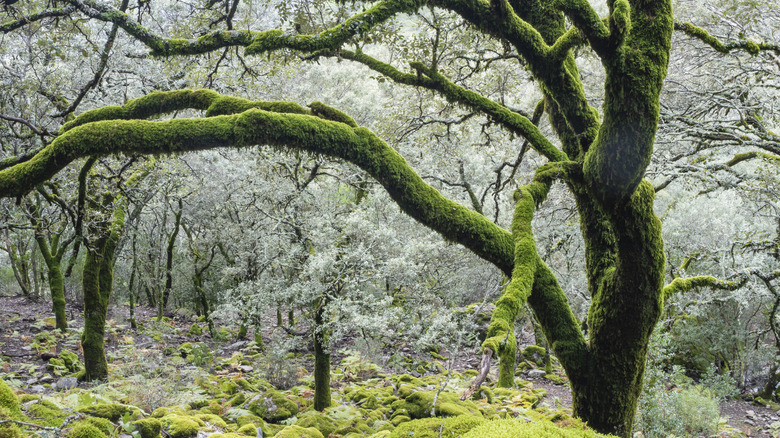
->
[0,6,77,32]
[674,22,779,56]
[554,0,610,56]
[725,151,780,167]
[663,274,748,300]
[439,0,550,65]
[64,0,425,57]
[0,91,514,274]
[482,162,576,360]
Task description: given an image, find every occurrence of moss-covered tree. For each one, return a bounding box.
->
[1,0,776,433]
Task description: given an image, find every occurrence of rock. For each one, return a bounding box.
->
[25,378,37,385]
[39,375,55,384]
[744,419,755,426]
[527,369,546,378]
[746,410,757,420]
[56,376,78,390]
[28,385,45,393]
[238,365,254,373]
[227,341,248,350]
[40,351,58,360]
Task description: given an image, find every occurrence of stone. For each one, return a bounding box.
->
[527,369,546,378]
[28,385,45,394]
[57,376,78,390]
[238,365,254,373]
[746,410,756,420]
[39,375,55,383]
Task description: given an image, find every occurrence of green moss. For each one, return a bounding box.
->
[390,392,482,419]
[78,403,139,422]
[160,414,204,438]
[274,425,324,438]
[461,418,610,437]
[64,422,108,438]
[309,102,358,127]
[0,405,23,438]
[243,390,298,422]
[295,411,337,436]
[188,323,203,336]
[236,423,256,436]
[27,400,69,426]
[0,379,20,418]
[130,418,162,438]
[193,413,227,428]
[388,416,485,438]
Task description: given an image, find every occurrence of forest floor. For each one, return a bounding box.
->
[1,294,779,437]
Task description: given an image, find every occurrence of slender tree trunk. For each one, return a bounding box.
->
[313,298,331,411]
[162,200,182,311]
[81,245,109,381]
[81,195,127,382]
[47,264,67,331]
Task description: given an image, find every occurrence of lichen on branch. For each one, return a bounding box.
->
[662,274,748,300]
[674,22,779,55]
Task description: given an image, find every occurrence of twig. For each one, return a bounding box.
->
[460,349,493,400]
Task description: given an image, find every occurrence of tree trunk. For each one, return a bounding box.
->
[81,196,127,382]
[81,245,109,381]
[313,299,331,411]
[162,200,182,311]
[47,264,67,331]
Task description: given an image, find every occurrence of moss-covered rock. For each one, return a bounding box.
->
[130,418,163,438]
[461,418,611,437]
[275,425,324,438]
[64,421,110,438]
[27,399,69,427]
[81,417,113,436]
[388,416,485,438]
[0,379,20,417]
[236,423,257,436]
[332,418,374,436]
[188,323,203,336]
[193,413,227,428]
[0,406,23,438]
[244,391,298,422]
[160,414,204,438]
[295,411,337,437]
[390,392,482,419]
[78,403,141,422]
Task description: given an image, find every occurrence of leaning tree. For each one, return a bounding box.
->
[1,0,778,433]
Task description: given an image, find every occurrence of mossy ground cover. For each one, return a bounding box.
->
[0,301,606,438]
[0,296,749,437]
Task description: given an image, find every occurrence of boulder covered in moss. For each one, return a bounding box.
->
[188,323,203,336]
[275,425,324,438]
[77,403,142,422]
[391,391,483,419]
[0,379,20,417]
[160,414,204,438]
[295,411,338,437]
[130,418,163,438]
[64,422,108,438]
[461,418,612,437]
[244,390,298,422]
[388,416,486,438]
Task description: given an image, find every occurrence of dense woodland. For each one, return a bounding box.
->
[0,0,778,436]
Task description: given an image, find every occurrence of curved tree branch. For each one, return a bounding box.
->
[0,90,514,274]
